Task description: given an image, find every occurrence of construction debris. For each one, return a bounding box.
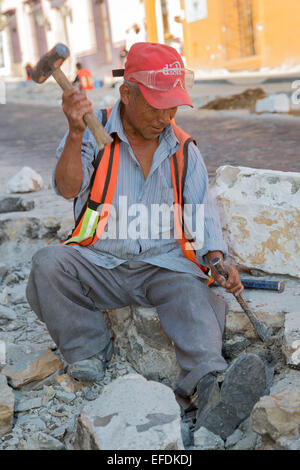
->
[199,88,266,112]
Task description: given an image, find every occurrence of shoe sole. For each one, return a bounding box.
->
[195,353,266,439]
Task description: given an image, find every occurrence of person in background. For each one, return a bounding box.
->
[25,63,33,81]
[73,62,94,91]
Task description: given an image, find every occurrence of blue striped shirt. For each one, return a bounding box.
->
[54,99,227,279]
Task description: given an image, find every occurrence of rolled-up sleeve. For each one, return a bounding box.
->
[183,142,228,265]
[52,110,102,198]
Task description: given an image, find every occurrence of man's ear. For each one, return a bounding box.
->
[119,83,130,106]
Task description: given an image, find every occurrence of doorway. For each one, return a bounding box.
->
[223,0,256,60]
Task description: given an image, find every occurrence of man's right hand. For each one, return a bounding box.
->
[62,88,94,135]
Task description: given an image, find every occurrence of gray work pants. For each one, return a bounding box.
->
[26,245,228,396]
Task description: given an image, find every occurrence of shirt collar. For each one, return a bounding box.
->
[105,98,180,154]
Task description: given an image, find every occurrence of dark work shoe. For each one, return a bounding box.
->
[195,353,266,440]
[67,341,114,383]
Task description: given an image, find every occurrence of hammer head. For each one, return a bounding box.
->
[31,43,70,84]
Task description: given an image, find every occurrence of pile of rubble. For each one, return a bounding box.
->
[200,88,297,115]
[0,165,300,450]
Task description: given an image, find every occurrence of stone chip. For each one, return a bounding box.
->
[2,349,63,388]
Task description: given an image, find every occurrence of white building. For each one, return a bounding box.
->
[0,0,143,80]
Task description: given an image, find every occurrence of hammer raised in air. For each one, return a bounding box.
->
[31,43,112,150]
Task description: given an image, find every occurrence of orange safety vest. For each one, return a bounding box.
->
[77,68,94,90]
[63,108,213,285]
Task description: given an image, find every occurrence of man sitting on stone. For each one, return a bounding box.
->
[26,42,266,438]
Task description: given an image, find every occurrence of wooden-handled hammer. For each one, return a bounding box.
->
[209,257,273,342]
[31,43,113,150]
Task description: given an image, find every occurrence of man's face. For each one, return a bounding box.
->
[120,83,178,141]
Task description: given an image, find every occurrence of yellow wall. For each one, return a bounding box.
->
[259,0,300,68]
[182,0,225,68]
[182,0,300,70]
[144,0,300,71]
[144,0,158,43]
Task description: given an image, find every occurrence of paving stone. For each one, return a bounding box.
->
[2,349,63,388]
[194,427,225,450]
[74,374,183,450]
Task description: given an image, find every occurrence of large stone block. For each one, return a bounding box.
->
[74,374,184,450]
[108,306,180,388]
[212,166,300,277]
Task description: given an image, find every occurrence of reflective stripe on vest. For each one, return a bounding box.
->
[63,109,213,285]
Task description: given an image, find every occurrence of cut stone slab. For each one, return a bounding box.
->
[0,382,14,437]
[212,166,300,278]
[251,383,300,441]
[255,94,290,113]
[0,197,34,214]
[108,306,180,388]
[74,373,184,450]
[194,427,225,450]
[6,167,44,193]
[2,349,63,388]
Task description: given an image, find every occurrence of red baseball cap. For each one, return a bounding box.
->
[120,42,194,109]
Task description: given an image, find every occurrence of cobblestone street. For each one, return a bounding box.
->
[1,102,300,187]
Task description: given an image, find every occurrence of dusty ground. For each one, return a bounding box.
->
[1,100,300,188]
